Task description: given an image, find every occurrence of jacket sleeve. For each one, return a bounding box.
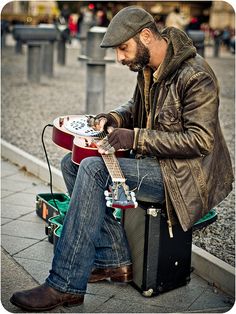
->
[110,98,135,128]
[135,72,219,158]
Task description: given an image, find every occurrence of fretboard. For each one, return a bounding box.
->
[102,154,126,182]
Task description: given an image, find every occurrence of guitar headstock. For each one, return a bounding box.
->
[104,183,138,210]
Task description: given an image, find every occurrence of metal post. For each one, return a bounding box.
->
[187,30,205,57]
[79,20,93,56]
[57,39,66,65]
[27,41,41,83]
[85,27,109,114]
[41,41,54,77]
[86,63,106,114]
[15,40,23,54]
[78,26,115,114]
[56,25,69,65]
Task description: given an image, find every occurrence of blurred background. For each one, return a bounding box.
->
[1,0,235,54]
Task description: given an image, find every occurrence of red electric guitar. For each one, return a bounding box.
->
[52,115,137,210]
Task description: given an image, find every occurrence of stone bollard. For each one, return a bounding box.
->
[41,41,54,78]
[27,41,42,83]
[78,20,93,56]
[187,30,205,57]
[1,20,9,48]
[79,26,115,114]
[56,25,70,65]
[12,25,57,82]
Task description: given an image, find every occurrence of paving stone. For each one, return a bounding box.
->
[1,217,13,225]
[187,286,234,312]
[23,183,59,195]
[1,234,39,255]
[1,203,34,219]
[1,159,18,177]
[1,219,46,240]
[1,248,64,313]
[14,239,54,263]
[1,191,36,207]
[1,177,33,193]
[1,189,16,198]
[14,257,52,285]
[64,294,111,313]
[18,211,45,223]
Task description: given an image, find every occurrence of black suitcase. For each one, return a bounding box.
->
[36,193,62,222]
[35,193,70,244]
[123,202,192,297]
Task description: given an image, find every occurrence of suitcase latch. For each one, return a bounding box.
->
[147,207,160,217]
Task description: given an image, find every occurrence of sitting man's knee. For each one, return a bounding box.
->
[61,153,73,171]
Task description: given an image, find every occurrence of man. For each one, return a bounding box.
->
[10,6,233,311]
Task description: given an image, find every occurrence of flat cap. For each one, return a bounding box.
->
[100,6,154,48]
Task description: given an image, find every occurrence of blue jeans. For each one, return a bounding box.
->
[46,153,164,294]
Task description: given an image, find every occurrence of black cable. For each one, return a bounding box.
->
[41,124,59,210]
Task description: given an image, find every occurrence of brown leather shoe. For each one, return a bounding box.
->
[89,265,132,283]
[10,283,84,311]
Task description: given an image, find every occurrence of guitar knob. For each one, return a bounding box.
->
[106,201,112,207]
[104,190,110,197]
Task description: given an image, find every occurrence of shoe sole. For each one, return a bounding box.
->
[10,296,83,311]
[89,274,133,283]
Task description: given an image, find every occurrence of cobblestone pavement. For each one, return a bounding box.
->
[1,36,235,266]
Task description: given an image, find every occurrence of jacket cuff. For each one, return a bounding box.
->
[109,112,123,128]
[133,128,140,150]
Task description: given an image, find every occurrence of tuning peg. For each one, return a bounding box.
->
[104,190,110,197]
[130,191,136,197]
[106,201,113,207]
[105,196,112,201]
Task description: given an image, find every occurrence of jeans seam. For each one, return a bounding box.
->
[65,176,97,289]
[46,277,86,295]
[103,219,121,265]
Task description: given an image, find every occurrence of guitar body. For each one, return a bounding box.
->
[52,115,137,210]
[52,115,128,164]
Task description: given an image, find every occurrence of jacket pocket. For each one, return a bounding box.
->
[157,105,182,130]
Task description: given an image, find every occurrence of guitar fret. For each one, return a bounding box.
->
[102,154,125,182]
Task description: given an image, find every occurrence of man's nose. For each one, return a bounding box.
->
[116,49,125,63]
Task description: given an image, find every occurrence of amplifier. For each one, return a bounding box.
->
[123,203,192,297]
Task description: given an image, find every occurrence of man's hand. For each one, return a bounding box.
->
[87,113,118,132]
[97,128,134,154]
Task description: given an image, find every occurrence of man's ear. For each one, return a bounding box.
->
[139,28,152,45]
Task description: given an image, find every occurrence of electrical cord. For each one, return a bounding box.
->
[41,124,59,210]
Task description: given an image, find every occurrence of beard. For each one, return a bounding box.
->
[122,40,150,72]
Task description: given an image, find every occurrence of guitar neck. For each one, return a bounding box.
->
[102,154,126,182]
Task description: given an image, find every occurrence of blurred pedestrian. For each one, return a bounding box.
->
[60,3,71,24]
[165,7,189,30]
[96,9,110,27]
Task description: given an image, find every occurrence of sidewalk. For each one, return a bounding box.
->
[1,157,234,313]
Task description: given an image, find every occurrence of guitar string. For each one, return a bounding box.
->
[93,128,148,193]
[98,130,124,180]
[98,129,148,192]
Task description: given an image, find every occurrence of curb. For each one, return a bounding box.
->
[1,139,235,297]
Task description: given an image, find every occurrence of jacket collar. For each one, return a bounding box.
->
[157,27,197,83]
[137,27,197,85]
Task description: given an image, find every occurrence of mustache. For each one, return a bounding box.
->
[121,60,130,66]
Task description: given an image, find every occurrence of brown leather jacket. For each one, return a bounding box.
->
[111,27,234,231]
